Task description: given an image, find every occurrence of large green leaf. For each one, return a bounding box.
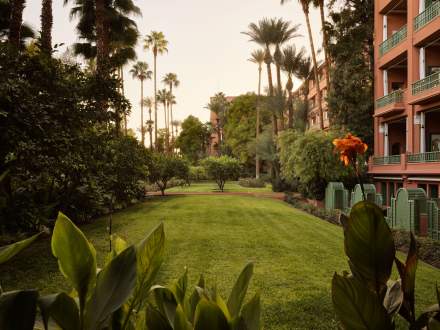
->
[0,290,38,330]
[84,245,137,330]
[185,275,205,323]
[145,303,173,330]
[332,273,394,330]
[346,202,395,293]
[240,292,261,330]
[174,304,192,330]
[171,268,188,306]
[38,292,79,330]
[227,263,254,319]
[151,285,178,326]
[0,232,42,265]
[51,212,97,309]
[194,298,230,330]
[383,280,403,318]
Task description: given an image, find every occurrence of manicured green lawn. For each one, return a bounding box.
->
[1,195,439,329]
[166,181,273,193]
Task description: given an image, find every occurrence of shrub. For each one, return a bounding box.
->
[201,156,241,192]
[148,154,189,196]
[238,177,265,188]
[188,165,208,183]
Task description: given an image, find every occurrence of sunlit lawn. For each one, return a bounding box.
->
[166,181,273,193]
[1,195,439,329]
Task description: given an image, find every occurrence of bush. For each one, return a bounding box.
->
[201,156,241,192]
[238,177,265,188]
[188,165,208,182]
[148,154,189,195]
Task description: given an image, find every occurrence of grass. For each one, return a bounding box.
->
[166,181,273,193]
[1,195,439,329]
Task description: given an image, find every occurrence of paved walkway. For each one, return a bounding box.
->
[147,191,285,200]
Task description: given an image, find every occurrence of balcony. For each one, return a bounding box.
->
[379,25,407,57]
[414,1,440,31]
[376,89,403,108]
[408,151,440,163]
[373,155,401,165]
[375,89,406,117]
[410,71,440,104]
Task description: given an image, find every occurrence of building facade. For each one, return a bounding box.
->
[369,0,440,205]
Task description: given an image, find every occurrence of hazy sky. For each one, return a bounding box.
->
[23,0,324,137]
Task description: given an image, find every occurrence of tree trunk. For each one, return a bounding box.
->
[319,1,331,91]
[153,53,158,150]
[266,61,278,136]
[288,91,293,129]
[140,79,144,146]
[9,0,25,48]
[256,66,262,179]
[303,5,324,130]
[121,67,127,135]
[170,84,174,142]
[95,0,109,76]
[40,0,52,54]
[148,107,153,150]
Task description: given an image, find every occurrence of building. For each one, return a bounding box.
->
[209,96,236,156]
[369,0,440,205]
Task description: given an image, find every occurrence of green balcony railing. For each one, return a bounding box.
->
[376,89,404,108]
[414,1,440,30]
[373,155,402,165]
[407,151,440,163]
[412,71,440,95]
[379,25,407,56]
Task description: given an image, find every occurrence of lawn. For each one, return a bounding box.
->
[1,195,439,329]
[166,181,273,193]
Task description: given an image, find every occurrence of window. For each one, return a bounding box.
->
[428,66,440,75]
[430,184,439,199]
[311,116,316,125]
[418,184,427,193]
[391,82,404,91]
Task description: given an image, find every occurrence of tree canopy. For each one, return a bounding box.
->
[175,115,211,164]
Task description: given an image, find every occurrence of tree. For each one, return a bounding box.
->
[205,92,230,155]
[313,0,331,90]
[281,0,324,130]
[0,0,34,44]
[248,49,265,178]
[175,116,211,164]
[40,0,53,53]
[202,156,241,192]
[144,31,168,150]
[282,45,305,128]
[8,0,26,48]
[296,56,313,127]
[142,97,154,149]
[148,154,189,195]
[163,73,180,141]
[130,62,152,146]
[326,0,374,147]
[156,88,170,150]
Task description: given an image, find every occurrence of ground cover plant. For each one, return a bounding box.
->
[1,195,438,329]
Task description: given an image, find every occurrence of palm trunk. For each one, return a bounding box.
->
[9,0,25,48]
[140,79,144,146]
[169,84,174,142]
[148,107,153,150]
[40,0,52,54]
[303,6,324,130]
[276,64,282,93]
[265,61,278,136]
[319,1,331,90]
[95,0,109,76]
[121,67,127,135]
[303,85,310,128]
[256,66,262,179]
[153,53,158,150]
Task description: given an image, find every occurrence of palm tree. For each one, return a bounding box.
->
[282,45,305,128]
[271,18,301,94]
[243,18,279,135]
[205,92,229,156]
[248,49,265,179]
[296,56,313,127]
[144,31,168,150]
[313,0,330,89]
[8,0,26,48]
[1,0,34,45]
[40,0,52,53]
[281,0,324,130]
[142,97,154,149]
[130,62,152,146]
[162,73,180,141]
[156,88,170,151]
[166,93,176,144]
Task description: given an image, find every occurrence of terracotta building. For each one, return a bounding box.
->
[369,0,440,205]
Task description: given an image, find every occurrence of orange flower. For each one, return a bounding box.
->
[333,133,368,167]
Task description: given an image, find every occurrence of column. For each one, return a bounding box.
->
[383,70,389,96]
[384,123,389,156]
[406,117,409,152]
[383,15,388,41]
[420,48,426,80]
[419,0,425,13]
[420,112,426,153]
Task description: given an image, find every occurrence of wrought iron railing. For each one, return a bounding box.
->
[412,71,440,95]
[373,155,401,165]
[376,89,404,108]
[414,1,440,30]
[379,25,407,56]
[407,151,440,163]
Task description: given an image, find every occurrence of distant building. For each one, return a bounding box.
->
[209,96,236,156]
[369,0,440,205]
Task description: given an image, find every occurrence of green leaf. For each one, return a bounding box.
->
[171,268,188,306]
[174,304,192,330]
[0,290,38,330]
[383,280,403,318]
[240,292,261,330]
[151,285,178,326]
[346,202,395,293]
[51,212,96,310]
[185,275,205,323]
[332,273,394,330]
[105,234,128,266]
[194,298,230,330]
[84,245,137,330]
[227,263,254,318]
[145,303,173,330]
[0,232,42,265]
[38,292,79,330]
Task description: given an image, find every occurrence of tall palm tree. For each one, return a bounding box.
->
[296,56,313,128]
[271,18,301,94]
[130,62,152,146]
[8,0,26,48]
[162,73,180,141]
[281,0,324,130]
[144,31,168,149]
[313,0,330,89]
[142,97,154,149]
[248,49,265,179]
[243,18,279,135]
[40,0,52,53]
[166,93,176,143]
[156,88,170,152]
[282,45,305,128]
[1,0,34,45]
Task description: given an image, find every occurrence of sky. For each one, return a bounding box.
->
[23,0,324,138]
